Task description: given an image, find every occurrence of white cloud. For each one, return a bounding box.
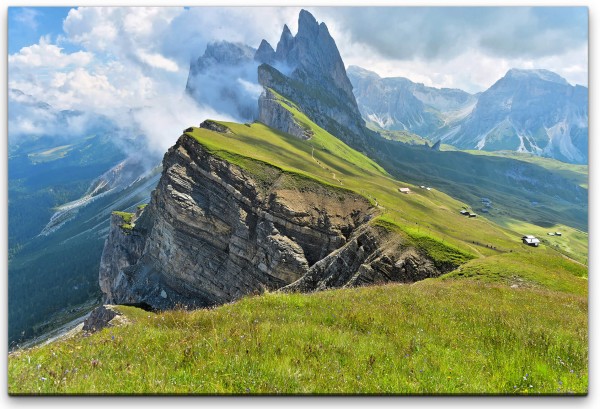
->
[130,93,237,155]
[9,36,93,69]
[63,7,184,58]
[322,10,588,92]
[136,50,179,72]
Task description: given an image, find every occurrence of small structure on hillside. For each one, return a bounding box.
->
[554,232,562,236]
[468,213,477,218]
[399,187,411,194]
[522,235,540,247]
[460,209,469,216]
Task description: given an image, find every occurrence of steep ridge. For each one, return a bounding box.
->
[99,121,456,309]
[255,10,376,149]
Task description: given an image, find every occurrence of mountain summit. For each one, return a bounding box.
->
[447,68,588,163]
[256,9,371,148]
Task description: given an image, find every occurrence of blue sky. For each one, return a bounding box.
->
[8,7,73,54]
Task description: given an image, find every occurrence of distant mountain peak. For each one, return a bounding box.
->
[255,39,275,64]
[256,9,369,147]
[298,9,319,38]
[504,68,569,85]
[258,9,355,104]
[347,65,381,80]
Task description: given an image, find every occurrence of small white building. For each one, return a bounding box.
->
[399,187,411,194]
[522,235,540,247]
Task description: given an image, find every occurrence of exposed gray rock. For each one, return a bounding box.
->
[82,305,122,333]
[284,225,441,292]
[347,65,477,136]
[256,10,374,149]
[199,119,232,134]
[255,39,276,65]
[258,89,313,140]
[446,69,588,164]
[99,133,375,310]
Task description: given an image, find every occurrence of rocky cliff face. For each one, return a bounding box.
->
[258,89,313,140]
[99,124,450,310]
[255,10,374,149]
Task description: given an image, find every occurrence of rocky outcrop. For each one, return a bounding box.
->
[199,119,232,134]
[284,224,441,292]
[82,305,126,333]
[254,39,276,65]
[256,10,375,149]
[100,131,377,310]
[98,210,149,301]
[258,89,313,140]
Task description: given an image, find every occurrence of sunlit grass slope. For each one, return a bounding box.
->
[9,281,587,394]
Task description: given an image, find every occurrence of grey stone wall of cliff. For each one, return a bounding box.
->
[99,211,149,304]
[99,130,373,310]
[258,89,312,140]
[284,225,442,293]
[255,10,373,148]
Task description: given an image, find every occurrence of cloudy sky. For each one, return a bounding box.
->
[7,3,588,152]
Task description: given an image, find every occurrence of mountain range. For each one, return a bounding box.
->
[347,66,588,164]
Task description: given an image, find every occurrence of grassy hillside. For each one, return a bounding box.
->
[9,281,587,394]
[464,149,588,189]
[8,93,588,394]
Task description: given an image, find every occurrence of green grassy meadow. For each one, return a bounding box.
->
[9,281,587,394]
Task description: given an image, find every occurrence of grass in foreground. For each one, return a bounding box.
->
[8,280,587,395]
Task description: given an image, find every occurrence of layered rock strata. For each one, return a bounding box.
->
[100,125,376,309]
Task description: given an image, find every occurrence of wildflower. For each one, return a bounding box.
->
[40,377,47,381]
